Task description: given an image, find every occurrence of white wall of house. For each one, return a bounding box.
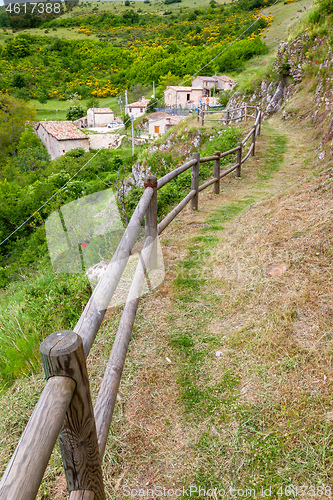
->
[127,105,147,118]
[87,109,114,127]
[164,87,203,107]
[148,117,181,137]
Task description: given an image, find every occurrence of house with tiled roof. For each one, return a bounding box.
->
[164,75,237,108]
[127,97,150,118]
[36,121,89,160]
[192,75,237,94]
[146,112,185,137]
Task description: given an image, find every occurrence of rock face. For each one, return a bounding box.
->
[227,32,333,157]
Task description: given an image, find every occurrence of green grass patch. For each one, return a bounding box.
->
[257,131,287,181]
[0,267,91,389]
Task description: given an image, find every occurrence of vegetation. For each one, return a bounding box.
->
[0,0,273,100]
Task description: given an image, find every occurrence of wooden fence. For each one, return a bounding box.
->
[197,103,258,126]
[0,105,262,500]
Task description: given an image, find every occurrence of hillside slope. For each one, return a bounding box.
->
[1,105,332,498]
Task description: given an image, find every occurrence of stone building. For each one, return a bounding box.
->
[164,75,237,107]
[87,108,114,127]
[36,121,89,160]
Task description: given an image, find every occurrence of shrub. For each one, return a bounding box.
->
[66,105,85,120]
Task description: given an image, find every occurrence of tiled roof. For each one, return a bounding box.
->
[165,86,193,91]
[194,75,236,82]
[87,108,114,114]
[38,121,88,141]
[147,112,171,121]
[128,98,150,108]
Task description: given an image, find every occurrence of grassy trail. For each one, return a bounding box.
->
[92,115,333,499]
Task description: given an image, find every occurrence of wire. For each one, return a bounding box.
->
[0,1,278,248]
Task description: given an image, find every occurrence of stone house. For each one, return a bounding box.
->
[191,75,237,95]
[147,112,184,137]
[127,97,150,118]
[164,86,203,108]
[164,75,237,107]
[36,121,89,160]
[87,108,114,127]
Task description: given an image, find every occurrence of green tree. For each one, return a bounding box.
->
[36,89,48,107]
[6,36,30,58]
[66,105,85,120]
[0,95,35,156]
[122,113,131,134]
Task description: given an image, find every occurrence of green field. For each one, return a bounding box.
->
[30,97,119,121]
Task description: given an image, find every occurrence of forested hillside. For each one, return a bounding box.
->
[0,0,272,100]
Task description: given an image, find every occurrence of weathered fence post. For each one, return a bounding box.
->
[214,151,221,195]
[251,125,256,156]
[258,109,261,136]
[201,106,204,126]
[144,174,158,269]
[226,110,229,125]
[191,152,200,210]
[236,142,242,177]
[40,331,105,500]
[197,104,200,122]
[244,104,248,122]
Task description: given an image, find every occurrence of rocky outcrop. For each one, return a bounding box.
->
[226,32,333,157]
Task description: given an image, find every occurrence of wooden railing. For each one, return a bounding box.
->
[197,103,258,127]
[0,105,262,500]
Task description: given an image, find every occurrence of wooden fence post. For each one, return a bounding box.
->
[244,104,247,122]
[201,106,204,126]
[191,152,200,210]
[144,174,158,269]
[236,143,242,177]
[258,109,261,136]
[226,110,229,125]
[251,126,256,156]
[214,151,220,195]
[197,104,200,122]
[40,331,105,500]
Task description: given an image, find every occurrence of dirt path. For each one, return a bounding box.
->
[51,115,333,499]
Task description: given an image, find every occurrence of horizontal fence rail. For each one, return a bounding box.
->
[0,105,262,500]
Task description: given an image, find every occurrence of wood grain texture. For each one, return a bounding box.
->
[70,490,95,500]
[236,142,242,177]
[191,152,200,210]
[145,175,158,270]
[0,376,75,500]
[40,331,105,500]
[214,151,220,195]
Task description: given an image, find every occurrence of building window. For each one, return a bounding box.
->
[187,94,190,101]
[154,126,159,134]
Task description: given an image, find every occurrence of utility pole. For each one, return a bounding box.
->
[125,90,128,115]
[131,114,134,156]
